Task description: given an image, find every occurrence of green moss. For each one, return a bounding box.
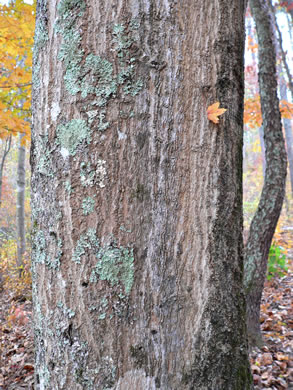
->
[82,197,95,215]
[56,119,91,156]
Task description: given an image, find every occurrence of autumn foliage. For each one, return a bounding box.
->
[0,0,35,143]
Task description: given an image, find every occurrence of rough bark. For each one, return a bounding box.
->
[31,1,252,389]
[245,0,287,347]
[0,135,12,207]
[16,132,26,274]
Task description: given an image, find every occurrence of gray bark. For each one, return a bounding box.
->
[245,0,287,347]
[270,2,293,195]
[31,1,252,389]
[0,135,12,208]
[280,78,293,195]
[16,132,26,274]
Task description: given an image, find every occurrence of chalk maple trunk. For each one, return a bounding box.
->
[31,0,252,389]
[245,0,287,347]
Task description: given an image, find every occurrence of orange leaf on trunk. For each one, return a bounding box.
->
[207,102,227,124]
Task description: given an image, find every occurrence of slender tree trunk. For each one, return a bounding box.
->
[16,132,26,275]
[245,0,287,347]
[32,1,252,388]
[269,2,293,195]
[0,135,12,207]
[259,126,266,178]
[280,77,293,195]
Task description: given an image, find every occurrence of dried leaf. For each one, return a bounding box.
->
[207,102,227,124]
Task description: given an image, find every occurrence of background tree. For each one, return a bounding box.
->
[16,132,26,273]
[31,0,252,388]
[244,0,287,347]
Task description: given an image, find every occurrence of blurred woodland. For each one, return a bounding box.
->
[0,0,292,389]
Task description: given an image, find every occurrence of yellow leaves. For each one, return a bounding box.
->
[0,0,35,141]
[207,102,227,124]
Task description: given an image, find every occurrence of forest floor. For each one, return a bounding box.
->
[0,239,292,389]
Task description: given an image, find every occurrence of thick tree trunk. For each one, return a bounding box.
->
[16,133,26,274]
[245,0,287,347]
[32,1,252,389]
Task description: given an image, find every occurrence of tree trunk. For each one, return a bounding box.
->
[16,132,26,275]
[31,1,252,389]
[245,0,287,347]
[280,77,293,196]
[0,135,12,207]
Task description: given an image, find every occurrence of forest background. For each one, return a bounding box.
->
[0,0,292,389]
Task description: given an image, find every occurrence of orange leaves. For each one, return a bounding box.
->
[247,35,258,53]
[244,95,293,128]
[280,99,293,119]
[207,102,227,124]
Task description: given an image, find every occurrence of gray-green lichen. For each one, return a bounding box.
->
[65,180,73,194]
[32,17,48,88]
[35,134,54,178]
[56,119,91,156]
[72,228,99,264]
[55,1,143,143]
[82,197,95,215]
[57,301,76,319]
[90,238,134,295]
[80,160,106,188]
[72,229,134,295]
[32,230,62,270]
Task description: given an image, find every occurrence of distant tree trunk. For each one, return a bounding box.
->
[269,2,293,195]
[0,135,12,207]
[245,0,287,347]
[279,77,293,195]
[259,126,266,178]
[16,132,26,275]
[32,1,252,388]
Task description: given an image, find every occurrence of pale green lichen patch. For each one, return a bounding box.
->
[33,230,47,264]
[65,180,73,194]
[82,197,95,215]
[72,228,99,264]
[35,134,54,178]
[57,301,76,318]
[32,231,62,270]
[55,4,143,140]
[56,119,91,156]
[32,17,48,88]
[90,239,134,295]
